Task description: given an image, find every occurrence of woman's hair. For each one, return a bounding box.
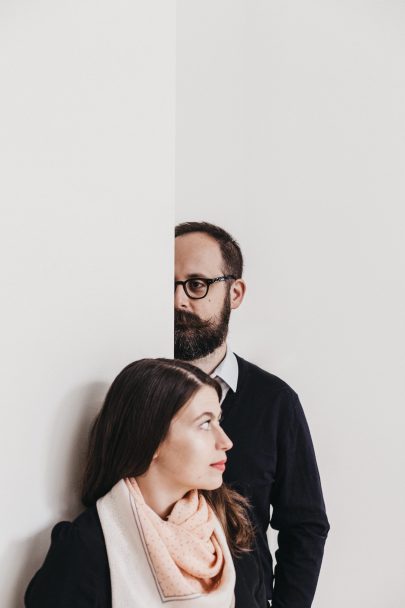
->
[81,358,254,554]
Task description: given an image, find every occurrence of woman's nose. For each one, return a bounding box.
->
[217,426,233,451]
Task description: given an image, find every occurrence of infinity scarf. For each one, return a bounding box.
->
[126,477,224,594]
[97,479,235,607]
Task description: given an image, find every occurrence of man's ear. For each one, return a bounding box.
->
[230,278,246,310]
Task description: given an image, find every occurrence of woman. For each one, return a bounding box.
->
[25,358,267,607]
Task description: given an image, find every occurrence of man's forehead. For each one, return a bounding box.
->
[175,233,223,275]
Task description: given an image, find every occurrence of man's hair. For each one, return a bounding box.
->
[175,221,244,278]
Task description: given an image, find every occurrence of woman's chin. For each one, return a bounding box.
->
[199,476,224,491]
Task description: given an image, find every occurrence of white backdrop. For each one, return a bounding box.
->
[2,2,405,607]
[0,2,175,606]
[176,2,405,607]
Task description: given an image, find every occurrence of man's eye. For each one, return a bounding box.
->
[189,280,205,290]
[200,419,211,430]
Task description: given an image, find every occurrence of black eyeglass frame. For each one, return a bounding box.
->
[174,275,236,300]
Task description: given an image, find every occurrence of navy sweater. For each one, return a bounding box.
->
[221,355,330,607]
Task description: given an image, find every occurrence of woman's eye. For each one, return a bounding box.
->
[200,419,211,430]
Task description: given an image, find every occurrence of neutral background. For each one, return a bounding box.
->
[1,1,404,607]
[0,2,175,606]
[176,2,405,607]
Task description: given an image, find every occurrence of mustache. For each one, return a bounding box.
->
[174,309,211,329]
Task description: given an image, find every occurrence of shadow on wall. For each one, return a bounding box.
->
[4,381,108,608]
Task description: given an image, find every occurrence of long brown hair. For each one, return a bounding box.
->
[82,358,253,555]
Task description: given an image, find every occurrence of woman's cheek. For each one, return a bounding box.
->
[176,432,207,467]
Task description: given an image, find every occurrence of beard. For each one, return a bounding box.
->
[174,292,231,361]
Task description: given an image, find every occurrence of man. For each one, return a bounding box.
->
[174,222,329,608]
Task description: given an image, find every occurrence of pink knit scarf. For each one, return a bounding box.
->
[125,478,225,597]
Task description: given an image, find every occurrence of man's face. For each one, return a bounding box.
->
[174,232,231,360]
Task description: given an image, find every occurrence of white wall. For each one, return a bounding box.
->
[3,2,404,606]
[0,2,175,606]
[176,2,405,606]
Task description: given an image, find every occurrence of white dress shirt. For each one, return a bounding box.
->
[211,346,239,404]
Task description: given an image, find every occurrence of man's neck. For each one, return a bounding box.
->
[190,341,227,375]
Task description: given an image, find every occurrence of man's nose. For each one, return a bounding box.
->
[174,283,191,309]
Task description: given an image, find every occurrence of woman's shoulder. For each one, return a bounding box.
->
[47,505,108,567]
[25,506,111,607]
[51,505,105,547]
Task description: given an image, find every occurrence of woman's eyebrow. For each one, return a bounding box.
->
[193,410,222,422]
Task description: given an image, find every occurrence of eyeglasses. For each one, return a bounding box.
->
[174,275,236,300]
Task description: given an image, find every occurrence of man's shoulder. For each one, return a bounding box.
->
[235,353,298,398]
[234,354,308,428]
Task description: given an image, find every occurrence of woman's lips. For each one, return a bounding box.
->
[210,461,226,472]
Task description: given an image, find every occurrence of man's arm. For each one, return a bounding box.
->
[270,390,329,608]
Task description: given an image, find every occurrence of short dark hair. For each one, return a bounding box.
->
[175,221,244,278]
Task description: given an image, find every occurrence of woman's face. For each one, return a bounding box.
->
[154,385,233,492]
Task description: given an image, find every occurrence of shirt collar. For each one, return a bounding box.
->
[211,346,238,393]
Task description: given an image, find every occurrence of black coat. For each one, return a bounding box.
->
[25,505,268,608]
